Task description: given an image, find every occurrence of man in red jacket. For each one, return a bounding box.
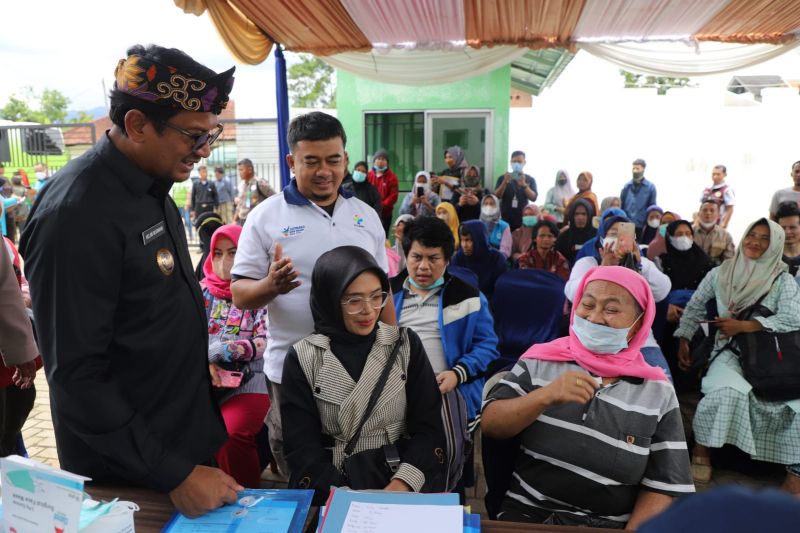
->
[368,148,399,235]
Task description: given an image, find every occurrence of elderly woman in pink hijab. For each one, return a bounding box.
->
[482,266,693,530]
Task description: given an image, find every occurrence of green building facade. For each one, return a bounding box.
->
[336,65,512,193]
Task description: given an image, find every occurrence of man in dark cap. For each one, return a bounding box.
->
[20,44,241,517]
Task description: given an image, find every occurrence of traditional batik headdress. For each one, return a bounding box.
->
[114,54,235,114]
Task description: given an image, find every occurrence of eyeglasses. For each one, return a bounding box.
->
[341,291,389,315]
[161,122,224,152]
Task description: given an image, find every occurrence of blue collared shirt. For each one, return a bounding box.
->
[214,177,234,203]
[620,178,657,228]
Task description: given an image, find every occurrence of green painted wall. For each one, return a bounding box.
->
[336,65,511,188]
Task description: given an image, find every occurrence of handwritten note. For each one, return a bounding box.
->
[341,502,462,533]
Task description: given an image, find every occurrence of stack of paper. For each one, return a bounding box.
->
[319,489,480,533]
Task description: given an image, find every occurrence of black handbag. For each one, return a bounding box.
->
[732,302,800,401]
[341,334,404,490]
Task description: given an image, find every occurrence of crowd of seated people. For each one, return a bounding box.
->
[328,153,800,529]
[18,141,800,530]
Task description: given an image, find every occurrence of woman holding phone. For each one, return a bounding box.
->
[565,213,673,379]
[201,224,270,488]
[399,171,440,218]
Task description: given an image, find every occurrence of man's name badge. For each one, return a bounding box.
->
[156,248,175,276]
[142,221,166,245]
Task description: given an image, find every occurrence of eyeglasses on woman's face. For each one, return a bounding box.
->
[340,291,389,315]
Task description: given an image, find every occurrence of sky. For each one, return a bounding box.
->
[0,0,279,118]
[4,0,799,239]
[510,47,800,241]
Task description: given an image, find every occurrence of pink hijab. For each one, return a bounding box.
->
[201,224,243,300]
[521,266,667,381]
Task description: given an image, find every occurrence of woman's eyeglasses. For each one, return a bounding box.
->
[341,291,389,315]
[161,122,224,152]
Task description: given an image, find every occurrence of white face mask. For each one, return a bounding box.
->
[669,235,694,251]
[35,171,46,180]
[481,206,498,217]
[699,220,716,230]
[572,314,642,354]
[647,217,661,228]
[437,213,449,223]
[601,236,618,248]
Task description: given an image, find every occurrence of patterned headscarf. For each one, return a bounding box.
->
[114,54,235,114]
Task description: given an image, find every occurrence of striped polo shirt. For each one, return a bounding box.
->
[484,358,694,525]
[398,283,446,373]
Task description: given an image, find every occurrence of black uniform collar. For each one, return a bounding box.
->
[96,131,169,199]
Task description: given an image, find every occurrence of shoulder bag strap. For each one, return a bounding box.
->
[343,329,405,457]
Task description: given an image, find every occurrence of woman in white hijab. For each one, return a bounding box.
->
[675,218,800,492]
[479,194,512,258]
[399,171,440,218]
[544,169,575,225]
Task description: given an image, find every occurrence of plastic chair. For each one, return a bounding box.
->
[489,269,566,374]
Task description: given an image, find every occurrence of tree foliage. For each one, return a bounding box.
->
[287,54,336,108]
[620,70,694,95]
[0,87,83,123]
[39,88,70,123]
[0,94,38,122]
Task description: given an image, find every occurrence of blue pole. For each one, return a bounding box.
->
[275,45,291,189]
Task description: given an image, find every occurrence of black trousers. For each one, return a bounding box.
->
[381,213,392,236]
[0,384,36,457]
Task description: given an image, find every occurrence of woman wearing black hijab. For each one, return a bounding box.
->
[656,220,714,388]
[657,220,714,292]
[281,246,445,504]
[193,211,223,281]
[555,198,596,266]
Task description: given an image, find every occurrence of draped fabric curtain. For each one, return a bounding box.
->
[696,0,800,44]
[321,46,528,85]
[579,40,800,77]
[173,0,273,65]
[464,0,585,49]
[340,0,466,50]
[229,0,371,55]
[573,0,729,42]
[174,0,800,78]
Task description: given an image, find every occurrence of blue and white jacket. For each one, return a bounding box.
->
[392,271,499,430]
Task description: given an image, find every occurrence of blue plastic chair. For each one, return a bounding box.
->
[447,265,479,291]
[490,269,566,373]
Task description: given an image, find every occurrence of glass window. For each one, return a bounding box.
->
[364,112,424,191]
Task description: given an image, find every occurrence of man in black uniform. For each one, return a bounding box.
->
[19,44,242,517]
[190,165,218,218]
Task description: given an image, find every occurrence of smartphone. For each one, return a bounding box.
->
[416,186,424,197]
[616,222,636,253]
[217,369,244,388]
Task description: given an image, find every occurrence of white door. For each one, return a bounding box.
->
[425,111,493,188]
